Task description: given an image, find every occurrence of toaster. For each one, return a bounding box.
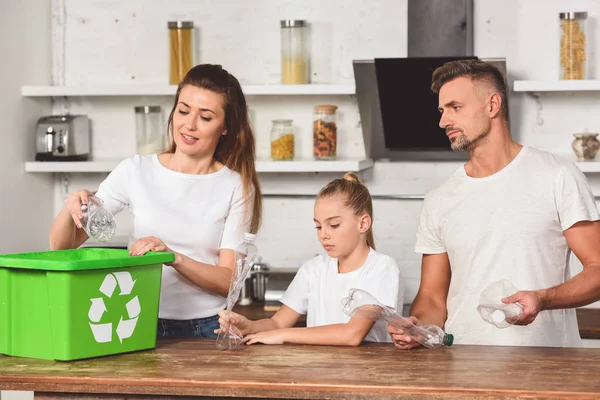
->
[35,115,90,161]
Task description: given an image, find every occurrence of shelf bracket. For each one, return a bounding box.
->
[532,92,544,126]
[60,172,71,200]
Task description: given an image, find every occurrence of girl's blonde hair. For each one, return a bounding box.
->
[317,172,375,249]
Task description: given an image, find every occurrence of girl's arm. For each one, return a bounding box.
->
[243,318,375,346]
[215,305,302,336]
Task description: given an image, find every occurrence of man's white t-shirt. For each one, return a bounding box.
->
[415,146,599,347]
[280,249,404,343]
[95,154,252,320]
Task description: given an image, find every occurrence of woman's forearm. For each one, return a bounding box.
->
[170,254,233,297]
[49,208,88,250]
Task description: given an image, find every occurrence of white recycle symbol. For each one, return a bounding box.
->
[88,271,141,344]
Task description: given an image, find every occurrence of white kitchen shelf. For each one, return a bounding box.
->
[24,158,373,174]
[513,80,600,92]
[21,84,355,97]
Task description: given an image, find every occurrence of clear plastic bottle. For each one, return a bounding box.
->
[80,196,116,244]
[216,233,259,350]
[342,288,453,349]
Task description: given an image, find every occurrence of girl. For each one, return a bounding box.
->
[216,172,403,346]
[49,64,262,339]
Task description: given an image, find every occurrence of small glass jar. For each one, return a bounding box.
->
[135,106,165,155]
[168,21,194,85]
[281,20,309,84]
[559,12,587,80]
[270,119,295,161]
[313,105,338,160]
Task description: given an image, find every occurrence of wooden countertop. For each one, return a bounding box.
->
[2,339,600,399]
[236,303,600,340]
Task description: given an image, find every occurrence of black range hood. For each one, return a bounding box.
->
[353,0,508,161]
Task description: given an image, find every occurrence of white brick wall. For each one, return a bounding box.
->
[45,0,600,306]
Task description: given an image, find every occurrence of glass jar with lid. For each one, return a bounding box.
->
[313,105,338,160]
[270,120,295,161]
[280,20,309,84]
[135,106,165,155]
[168,21,194,84]
[559,12,587,80]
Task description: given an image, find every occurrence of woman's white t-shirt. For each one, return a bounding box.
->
[95,154,252,320]
[280,249,404,343]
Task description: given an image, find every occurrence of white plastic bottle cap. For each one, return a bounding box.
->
[244,232,256,242]
[491,309,506,323]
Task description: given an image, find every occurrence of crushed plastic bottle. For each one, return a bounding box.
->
[341,288,453,349]
[80,195,116,243]
[216,232,259,350]
[477,280,523,329]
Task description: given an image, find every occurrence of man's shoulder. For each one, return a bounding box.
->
[523,146,575,171]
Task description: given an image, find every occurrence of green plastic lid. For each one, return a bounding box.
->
[444,333,454,347]
[0,248,174,271]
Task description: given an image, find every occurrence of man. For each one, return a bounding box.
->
[389,59,600,348]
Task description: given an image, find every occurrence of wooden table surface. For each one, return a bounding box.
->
[1,338,600,399]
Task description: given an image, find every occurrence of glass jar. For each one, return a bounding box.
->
[168,21,194,85]
[270,119,295,161]
[135,106,165,155]
[313,105,338,160]
[559,12,587,80]
[281,20,308,84]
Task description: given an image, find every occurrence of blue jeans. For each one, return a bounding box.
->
[157,315,219,338]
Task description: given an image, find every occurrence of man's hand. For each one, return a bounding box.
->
[387,316,422,350]
[502,290,546,325]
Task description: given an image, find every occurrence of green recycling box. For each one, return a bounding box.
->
[0,248,174,361]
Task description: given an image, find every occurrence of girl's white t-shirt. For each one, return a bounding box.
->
[95,154,252,320]
[280,249,404,343]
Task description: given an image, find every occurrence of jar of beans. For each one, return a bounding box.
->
[313,105,338,160]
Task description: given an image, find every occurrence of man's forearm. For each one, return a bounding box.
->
[539,264,600,310]
[410,296,447,328]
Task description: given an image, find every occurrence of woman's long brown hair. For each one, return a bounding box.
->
[166,64,262,233]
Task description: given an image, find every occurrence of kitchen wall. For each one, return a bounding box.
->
[40,0,600,305]
[0,0,54,254]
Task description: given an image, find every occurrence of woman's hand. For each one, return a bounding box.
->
[64,189,94,229]
[214,310,252,337]
[243,330,285,345]
[129,236,180,264]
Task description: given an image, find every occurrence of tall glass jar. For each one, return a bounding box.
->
[281,20,308,84]
[270,119,295,161]
[313,105,338,160]
[559,12,587,80]
[135,106,165,155]
[168,21,194,85]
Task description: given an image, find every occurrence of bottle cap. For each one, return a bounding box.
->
[444,334,454,347]
[244,232,256,242]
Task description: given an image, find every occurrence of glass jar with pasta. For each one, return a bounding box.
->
[270,119,295,161]
[313,105,338,160]
[168,21,194,85]
[559,12,587,80]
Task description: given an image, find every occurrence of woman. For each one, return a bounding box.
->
[49,64,262,338]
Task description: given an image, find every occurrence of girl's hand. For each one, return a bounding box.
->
[214,310,251,337]
[64,189,94,229]
[243,330,285,345]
